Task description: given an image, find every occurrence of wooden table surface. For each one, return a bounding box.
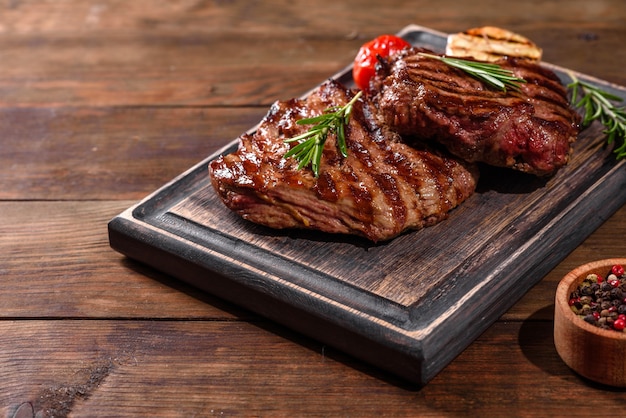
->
[2,1,626,416]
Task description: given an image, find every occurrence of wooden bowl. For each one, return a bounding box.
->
[554,258,626,387]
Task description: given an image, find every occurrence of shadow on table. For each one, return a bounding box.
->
[518,304,626,392]
[121,257,420,390]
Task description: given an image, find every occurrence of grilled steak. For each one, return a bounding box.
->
[209,80,479,242]
[369,48,580,176]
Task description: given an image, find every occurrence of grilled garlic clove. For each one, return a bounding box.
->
[446,26,543,62]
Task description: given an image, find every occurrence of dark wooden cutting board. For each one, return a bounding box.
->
[108,24,626,386]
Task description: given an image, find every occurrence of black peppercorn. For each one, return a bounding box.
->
[602,282,614,291]
[611,288,623,300]
[581,286,594,296]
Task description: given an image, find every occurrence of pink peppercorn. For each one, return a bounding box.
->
[612,264,625,277]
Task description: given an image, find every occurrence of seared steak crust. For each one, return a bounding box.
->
[369,48,580,176]
[209,80,478,242]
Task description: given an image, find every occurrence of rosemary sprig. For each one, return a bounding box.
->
[418,52,526,92]
[567,73,626,160]
[283,90,362,177]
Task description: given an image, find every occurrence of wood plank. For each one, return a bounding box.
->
[0,107,266,200]
[0,201,250,319]
[0,33,353,108]
[2,319,624,417]
[1,0,623,39]
[1,27,623,108]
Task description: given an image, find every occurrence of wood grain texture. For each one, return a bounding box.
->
[0,107,266,200]
[0,1,624,109]
[2,0,626,415]
[0,201,248,319]
[2,319,626,417]
[1,199,623,320]
[108,26,626,384]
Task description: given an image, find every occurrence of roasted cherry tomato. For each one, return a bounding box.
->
[352,34,411,92]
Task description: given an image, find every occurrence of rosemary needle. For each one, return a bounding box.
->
[283,90,362,177]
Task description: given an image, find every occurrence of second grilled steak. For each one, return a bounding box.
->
[369,48,580,176]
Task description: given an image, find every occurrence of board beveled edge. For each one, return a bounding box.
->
[108,210,429,385]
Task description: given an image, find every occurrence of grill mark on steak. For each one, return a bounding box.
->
[350,124,411,228]
[209,80,479,242]
[370,47,580,176]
